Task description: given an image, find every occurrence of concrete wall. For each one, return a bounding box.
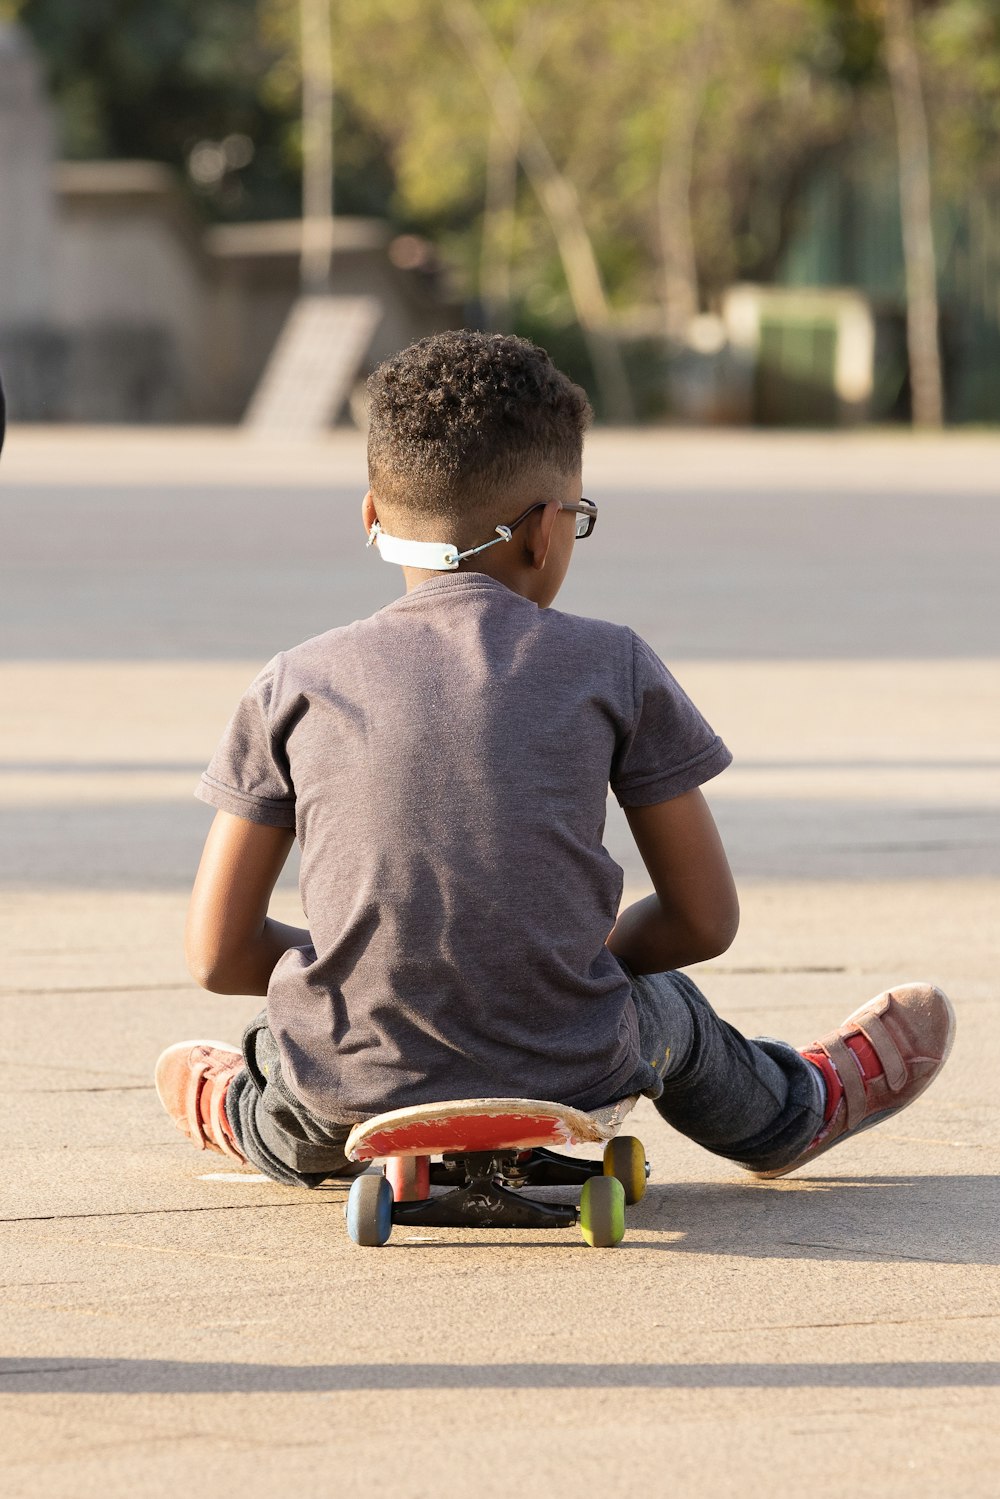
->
[0,24,59,419]
[42,165,455,422]
[0,21,456,429]
[51,162,210,420]
[205,219,455,421]
[0,25,55,323]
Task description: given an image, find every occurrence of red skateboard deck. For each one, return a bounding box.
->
[345,1094,638,1162]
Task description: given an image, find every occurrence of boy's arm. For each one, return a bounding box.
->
[607,787,739,976]
[185,810,309,996]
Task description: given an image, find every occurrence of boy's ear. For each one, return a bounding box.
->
[362,490,378,536]
[525,499,562,572]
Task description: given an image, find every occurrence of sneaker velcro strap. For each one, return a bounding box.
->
[209,1070,244,1161]
[184,1061,210,1151]
[825,1036,868,1130]
[857,1012,908,1092]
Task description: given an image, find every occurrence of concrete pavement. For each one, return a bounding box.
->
[1,429,998,1497]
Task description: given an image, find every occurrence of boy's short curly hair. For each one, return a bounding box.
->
[366,330,591,525]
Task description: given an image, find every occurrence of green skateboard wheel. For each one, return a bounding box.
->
[603,1135,647,1205]
[580,1175,626,1247]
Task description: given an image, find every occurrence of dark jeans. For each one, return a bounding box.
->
[227,965,824,1188]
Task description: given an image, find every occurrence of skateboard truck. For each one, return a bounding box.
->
[392,1153,578,1231]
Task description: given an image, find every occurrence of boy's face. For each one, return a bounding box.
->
[526,466,585,608]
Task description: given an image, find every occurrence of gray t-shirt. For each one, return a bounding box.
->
[197,572,731,1123]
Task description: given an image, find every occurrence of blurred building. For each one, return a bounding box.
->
[774,152,1000,426]
[663,151,1000,428]
[0,24,457,425]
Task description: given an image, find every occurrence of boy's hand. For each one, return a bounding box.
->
[607,788,739,975]
[185,810,308,996]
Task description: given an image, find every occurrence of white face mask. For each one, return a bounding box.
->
[366,520,513,572]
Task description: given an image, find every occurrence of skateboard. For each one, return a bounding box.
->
[342,1095,648,1248]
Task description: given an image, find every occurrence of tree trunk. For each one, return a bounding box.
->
[480,95,520,332]
[884,0,943,426]
[657,14,717,343]
[659,136,700,343]
[299,0,335,291]
[446,0,634,423]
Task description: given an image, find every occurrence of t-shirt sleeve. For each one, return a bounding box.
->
[195,657,297,828]
[610,632,732,807]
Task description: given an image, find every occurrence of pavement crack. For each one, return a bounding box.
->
[0,984,191,996]
[10,1085,152,1094]
[0,1280,83,1288]
[0,1363,120,1378]
[728,1312,1000,1332]
[778,1239,964,1264]
[709,965,847,975]
[0,1201,320,1225]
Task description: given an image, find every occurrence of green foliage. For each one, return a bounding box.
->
[812,0,882,85]
[11,0,394,219]
[922,0,1000,192]
[9,0,1000,336]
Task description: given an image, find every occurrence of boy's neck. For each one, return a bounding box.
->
[399,560,539,602]
[366,470,581,610]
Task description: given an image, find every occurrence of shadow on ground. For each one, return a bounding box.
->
[333,1174,997,1264]
[2,1357,998,1395]
[5,799,1000,887]
[15,1172,983,1268]
[622,1174,1000,1266]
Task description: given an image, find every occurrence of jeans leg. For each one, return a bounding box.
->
[226,1012,360,1189]
[626,966,825,1173]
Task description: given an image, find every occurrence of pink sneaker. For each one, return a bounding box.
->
[155,1040,246,1164]
[752,983,956,1179]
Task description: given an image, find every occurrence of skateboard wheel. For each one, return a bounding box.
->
[603,1135,647,1205]
[579,1175,626,1247]
[346,1171,393,1246]
[385,1154,430,1201]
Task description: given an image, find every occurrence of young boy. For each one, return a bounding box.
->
[156,331,954,1186]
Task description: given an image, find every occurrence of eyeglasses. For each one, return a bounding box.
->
[506,497,598,541]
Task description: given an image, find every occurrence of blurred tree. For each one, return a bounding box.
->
[883,0,943,426]
[474,9,552,333]
[922,0,1000,195]
[299,0,334,287]
[267,0,866,383]
[685,0,861,297]
[9,0,998,417]
[444,0,633,419]
[7,0,394,220]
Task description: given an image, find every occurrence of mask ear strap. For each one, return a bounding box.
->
[366,521,514,572]
[368,522,461,570]
[456,525,512,562]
